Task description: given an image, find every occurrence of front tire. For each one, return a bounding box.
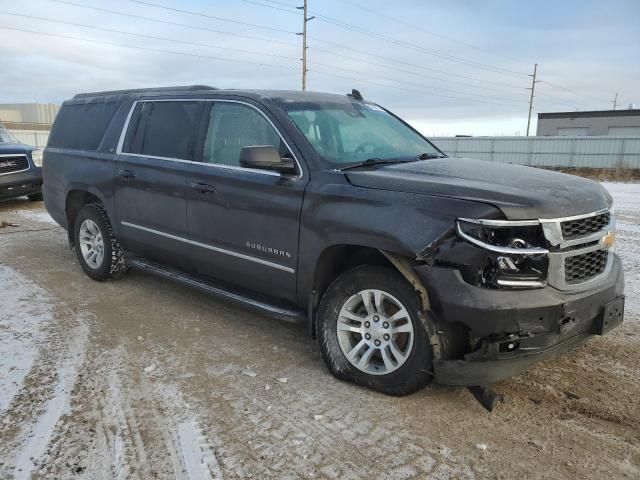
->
[73,203,128,281]
[317,265,433,396]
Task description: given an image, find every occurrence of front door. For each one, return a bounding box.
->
[186,101,306,302]
[115,99,203,268]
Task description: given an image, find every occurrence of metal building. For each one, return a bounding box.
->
[537,108,640,136]
[0,103,60,125]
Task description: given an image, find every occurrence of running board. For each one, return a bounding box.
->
[128,258,306,323]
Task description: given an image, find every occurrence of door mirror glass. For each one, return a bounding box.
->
[240,146,296,174]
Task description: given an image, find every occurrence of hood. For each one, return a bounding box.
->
[0,143,32,155]
[345,157,612,220]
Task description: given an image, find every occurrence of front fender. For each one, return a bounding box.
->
[296,172,501,305]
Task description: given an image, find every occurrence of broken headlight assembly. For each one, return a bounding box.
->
[455,218,549,289]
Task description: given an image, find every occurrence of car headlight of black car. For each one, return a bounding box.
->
[456,218,549,289]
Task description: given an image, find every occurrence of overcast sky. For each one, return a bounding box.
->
[1,0,638,135]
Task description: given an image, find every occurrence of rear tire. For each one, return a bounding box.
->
[317,265,433,396]
[27,192,43,202]
[73,203,128,281]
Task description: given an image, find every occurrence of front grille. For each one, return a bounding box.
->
[0,155,29,175]
[561,212,610,240]
[565,249,608,284]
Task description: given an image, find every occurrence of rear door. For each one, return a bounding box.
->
[115,99,203,268]
[185,100,307,302]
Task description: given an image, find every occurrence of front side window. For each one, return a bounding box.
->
[125,101,201,159]
[284,101,442,167]
[202,103,284,166]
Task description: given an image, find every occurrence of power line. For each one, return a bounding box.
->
[45,0,580,108]
[255,0,607,107]
[310,60,527,107]
[46,0,299,47]
[255,0,528,78]
[2,9,526,107]
[539,80,610,106]
[0,26,299,72]
[0,11,300,62]
[306,12,530,79]
[238,0,300,14]
[339,0,523,64]
[126,0,598,109]
[235,0,526,78]
[309,46,529,99]
[125,0,298,34]
[309,69,524,107]
[308,36,528,90]
[18,0,599,112]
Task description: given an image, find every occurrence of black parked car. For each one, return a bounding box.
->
[0,124,43,202]
[43,86,624,395]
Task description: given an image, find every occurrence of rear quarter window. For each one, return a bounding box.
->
[48,101,119,150]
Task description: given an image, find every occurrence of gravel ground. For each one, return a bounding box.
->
[0,183,639,479]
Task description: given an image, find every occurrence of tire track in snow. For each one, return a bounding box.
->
[0,265,50,412]
[0,265,89,479]
[12,323,88,479]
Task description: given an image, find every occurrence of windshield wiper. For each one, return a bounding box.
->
[418,152,446,159]
[339,158,414,171]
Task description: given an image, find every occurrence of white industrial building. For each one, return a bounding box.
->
[0,103,60,125]
[537,108,640,136]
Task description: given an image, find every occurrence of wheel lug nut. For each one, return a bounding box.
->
[373,316,379,322]
[365,333,371,340]
[383,322,389,328]
[383,334,390,341]
[374,339,381,346]
[364,321,370,328]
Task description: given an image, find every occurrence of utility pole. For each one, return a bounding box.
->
[612,92,619,110]
[296,0,314,91]
[526,63,538,136]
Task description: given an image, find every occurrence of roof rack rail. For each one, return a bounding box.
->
[73,85,218,99]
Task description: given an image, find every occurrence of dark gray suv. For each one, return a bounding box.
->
[43,86,624,395]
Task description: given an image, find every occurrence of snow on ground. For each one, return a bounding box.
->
[0,266,50,412]
[0,185,639,479]
[602,182,640,320]
[14,210,56,224]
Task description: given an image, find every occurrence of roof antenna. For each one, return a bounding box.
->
[348,89,363,101]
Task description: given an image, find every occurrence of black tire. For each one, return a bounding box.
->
[27,192,43,202]
[73,203,129,281]
[317,265,433,396]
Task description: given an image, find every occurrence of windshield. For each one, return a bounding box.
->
[0,125,19,144]
[284,101,443,166]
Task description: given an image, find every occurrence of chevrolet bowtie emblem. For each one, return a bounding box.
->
[600,231,615,249]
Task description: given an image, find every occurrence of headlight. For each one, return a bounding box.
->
[31,149,43,167]
[456,218,549,289]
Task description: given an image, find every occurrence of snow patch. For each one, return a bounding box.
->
[13,323,89,479]
[14,210,56,224]
[177,419,223,480]
[0,266,51,412]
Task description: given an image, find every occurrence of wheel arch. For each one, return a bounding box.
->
[307,244,431,336]
[65,188,108,247]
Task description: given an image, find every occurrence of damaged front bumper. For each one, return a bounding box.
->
[414,254,625,386]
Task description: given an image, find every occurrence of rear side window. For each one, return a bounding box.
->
[124,101,201,159]
[48,101,119,150]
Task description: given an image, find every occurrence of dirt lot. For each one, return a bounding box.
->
[1,183,639,480]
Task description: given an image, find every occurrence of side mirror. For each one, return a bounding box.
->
[239,146,296,174]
